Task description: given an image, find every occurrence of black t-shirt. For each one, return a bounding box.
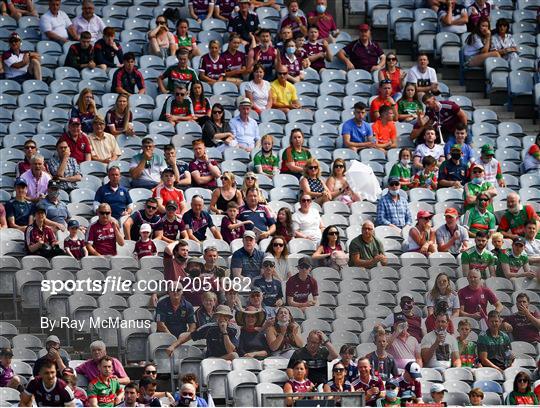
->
[288,346,330,385]
[129,210,163,241]
[191,322,239,358]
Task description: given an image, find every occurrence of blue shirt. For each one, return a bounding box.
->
[5,199,34,227]
[443,140,475,163]
[341,118,373,143]
[230,115,260,149]
[438,158,469,184]
[253,276,284,307]
[182,210,214,241]
[238,204,276,232]
[376,192,412,228]
[38,198,70,225]
[94,183,132,220]
[155,296,195,338]
[231,247,265,279]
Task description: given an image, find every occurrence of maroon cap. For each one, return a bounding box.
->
[9,32,21,42]
[68,117,81,125]
[358,23,370,31]
[416,210,434,220]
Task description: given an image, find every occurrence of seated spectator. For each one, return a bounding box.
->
[407,211,437,255]
[439,0,468,34]
[478,310,513,371]
[253,255,284,307]
[175,19,199,56]
[389,148,415,190]
[444,123,474,162]
[351,358,383,405]
[490,18,518,61]
[239,171,265,204]
[167,305,239,360]
[163,144,191,188]
[123,198,163,241]
[497,237,536,280]
[230,98,261,152]
[382,294,424,342]
[153,169,187,215]
[337,24,384,72]
[25,205,63,256]
[385,317,423,370]
[190,81,211,124]
[39,180,71,231]
[370,80,398,122]
[378,52,406,100]
[468,388,484,406]
[436,208,469,255]
[280,0,307,36]
[506,372,539,405]
[227,0,259,46]
[86,203,124,256]
[87,357,124,406]
[59,117,92,164]
[4,0,37,19]
[189,139,221,188]
[396,362,423,402]
[112,52,145,95]
[376,176,412,229]
[463,192,496,237]
[280,128,312,178]
[502,292,540,344]
[120,383,140,408]
[307,0,338,40]
[88,115,121,164]
[279,39,305,83]
[499,193,540,240]
[293,194,324,243]
[238,187,275,238]
[459,268,503,321]
[148,15,177,58]
[371,105,397,150]
[20,154,51,202]
[160,200,187,243]
[236,307,268,357]
[326,158,361,204]
[220,201,248,244]
[463,17,500,67]
[523,133,540,174]
[222,33,249,86]
[72,0,105,43]
[94,26,122,69]
[2,32,41,83]
[397,83,424,123]
[323,362,355,403]
[303,26,330,71]
[93,166,133,220]
[196,291,217,327]
[61,368,87,406]
[313,226,345,269]
[463,163,497,212]
[461,231,497,279]
[31,334,68,378]
[182,195,222,243]
[160,84,195,124]
[349,220,387,268]
[367,332,399,381]
[158,49,198,94]
[287,329,338,386]
[405,53,439,96]
[429,384,448,405]
[6,178,34,232]
[201,103,236,151]
[300,158,332,205]
[286,257,319,311]
[467,0,491,31]
[105,93,134,137]
[64,219,87,260]
[189,0,214,22]
[17,139,44,177]
[456,319,478,367]
[253,135,279,176]
[214,0,238,21]
[275,208,294,244]
[491,231,506,260]
[156,288,196,338]
[71,88,96,134]
[284,360,315,406]
[209,171,243,215]
[438,145,470,189]
[269,65,301,116]
[199,40,227,85]
[376,378,402,407]
[266,306,303,358]
[420,312,461,369]
[523,221,540,262]
[251,29,278,80]
[413,156,438,190]
[413,126,445,169]
[175,382,203,407]
[266,234,291,280]
[129,137,167,189]
[20,361,74,407]
[39,0,76,43]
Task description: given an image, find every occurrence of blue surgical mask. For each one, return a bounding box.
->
[386,389,398,399]
[472,177,483,185]
[287,47,296,55]
[316,4,326,13]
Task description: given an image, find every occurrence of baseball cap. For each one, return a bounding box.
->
[450,144,462,152]
[46,335,60,344]
[262,254,275,266]
[298,257,313,269]
[14,178,27,187]
[470,163,484,171]
[250,286,263,295]
[239,97,252,107]
[68,117,81,126]
[431,383,448,393]
[358,23,370,31]
[404,361,422,378]
[481,144,495,155]
[48,180,60,189]
[9,32,21,42]
[140,223,152,233]
[386,378,400,388]
[388,176,400,184]
[444,207,459,218]
[416,210,433,220]
[67,219,80,229]
[187,257,205,266]
[35,204,47,213]
[243,230,256,239]
[0,348,14,357]
[513,236,525,245]
[165,200,178,210]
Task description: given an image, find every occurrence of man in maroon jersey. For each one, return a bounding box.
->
[250,29,277,80]
[351,357,384,406]
[189,139,221,188]
[303,26,330,71]
[19,360,75,407]
[420,92,468,143]
[86,203,124,256]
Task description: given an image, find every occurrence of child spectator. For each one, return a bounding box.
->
[94,26,123,70]
[490,232,506,259]
[371,105,397,150]
[253,135,279,176]
[62,367,87,407]
[221,202,251,244]
[0,348,21,391]
[303,25,330,72]
[134,223,157,259]
[457,319,478,368]
[397,83,423,123]
[413,155,438,190]
[63,220,88,260]
[65,31,95,71]
[160,201,187,244]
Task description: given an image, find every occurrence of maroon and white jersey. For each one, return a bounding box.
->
[303,41,326,71]
[87,221,117,256]
[253,45,277,72]
[189,159,219,188]
[216,0,237,19]
[134,239,157,258]
[199,53,226,80]
[282,54,302,77]
[280,15,307,36]
[63,237,86,260]
[25,223,56,250]
[24,377,75,407]
[222,50,246,72]
[161,216,186,241]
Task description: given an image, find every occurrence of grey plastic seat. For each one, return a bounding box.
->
[498,122,525,137]
[314,109,341,125]
[50,80,79,95]
[0,79,22,95]
[294,82,319,97]
[54,66,81,81]
[509,71,534,96]
[124,17,150,32]
[37,40,63,56]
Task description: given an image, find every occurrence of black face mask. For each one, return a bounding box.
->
[175,255,188,263]
[451,152,461,161]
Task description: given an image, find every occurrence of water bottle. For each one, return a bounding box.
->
[504,349,513,368]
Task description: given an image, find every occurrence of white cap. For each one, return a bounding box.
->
[430,383,448,393]
[140,223,152,233]
[46,335,60,344]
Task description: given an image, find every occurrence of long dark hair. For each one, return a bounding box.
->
[466,16,490,46]
[189,80,206,104]
[513,371,532,393]
[320,225,340,249]
[275,208,294,237]
[267,235,290,258]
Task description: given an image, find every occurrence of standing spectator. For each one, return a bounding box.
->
[182,195,222,243]
[478,310,513,371]
[159,84,195,124]
[405,54,439,96]
[123,198,163,241]
[129,137,167,189]
[189,139,222,188]
[19,361,74,407]
[286,329,339,386]
[378,53,406,100]
[463,163,497,212]
[463,17,500,67]
[93,166,133,220]
[155,288,196,338]
[93,26,122,69]
[397,83,424,123]
[39,0,76,43]
[371,105,397,150]
[436,208,469,255]
[293,194,324,243]
[420,312,461,369]
[419,93,468,143]
[505,372,539,405]
[458,268,503,321]
[88,116,121,164]
[71,0,105,43]
[148,15,177,58]
[307,0,338,40]
[189,0,214,22]
[461,231,497,279]
[6,178,34,232]
[227,0,259,45]
[105,93,134,137]
[299,158,332,205]
[439,0,468,34]
[499,193,540,240]
[337,24,385,72]
[502,292,540,344]
[463,192,496,237]
[158,50,198,94]
[286,257,319,311]
[349,220,387,268]
[386,317,423,370]
[163,144,191,188]
[153,169,187,215]
[413,127,445,169]
[47,140,82,193]
[230,98,261,152]
[280,128,311,178]
[407,211,437,255]
[270,66,301,113]
[86,203,124,256]
[2,32,41,83]
[370,80,398,121]
[59,118,92,164]
[111,53,145,95]
[376,176,412,229]
[64,219,87,260]
[20,155,51,202]
[222,33,249,86]
[39,180,71,232]
[71,88,97,134]
[174,19,199,56]
[490,18,518,61]
[4,0,37,19]
[389,148,415,190]
[496,237,535,280]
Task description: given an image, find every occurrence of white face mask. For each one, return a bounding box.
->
[400,159,410,167]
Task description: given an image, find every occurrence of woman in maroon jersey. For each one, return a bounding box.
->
[283,360,315,406]
[105,93,134,137]
[279,39,305,83]
[199,40,227,85]
[222,33,249,86]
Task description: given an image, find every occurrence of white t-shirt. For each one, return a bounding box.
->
[40,9,72,40]
[71,14,106,43]
[246,80,271,111]
[405,65,438,87]
[438,7,468,34]
[292,208,322,243]
[3,50,28,78]
[414,143,445,161]
[420,330,459,369]
[463,34,484,57]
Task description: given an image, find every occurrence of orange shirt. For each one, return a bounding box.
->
[369,96,394,119]
[371,120,397,145]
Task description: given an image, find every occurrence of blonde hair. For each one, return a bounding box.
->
[302,158,321,178]
[202,291,217,302]
[221,171,236,186]
[77,88,96,115]
[261,134,274,145]
[491,232,503,242]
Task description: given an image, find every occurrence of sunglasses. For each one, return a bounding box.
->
[273,242,284,247]
[517,379,529,383]
[308,166,318,170]
[328,232,339,237]
[389,182,400,187]
[213,110,223,114]
[478,198,489,202]
[381,79,392,84]
[99,211,111,215]
[301,199,312,203]
[388,57,397,61]
[147,205,158,210]
[263,262,275,267]
[278,72,288,76]
[334,164,344,168]
[145,370,157,374]
[472,169,483,173]
[25,146,36,150]
[333,368,345,372]
[245,176,256,180]
[175,92,186,96]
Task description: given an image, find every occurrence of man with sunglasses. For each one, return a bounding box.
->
[123,197,164,241]
[2,32,42,83]
[17,139,47,177]
[463,163,497,212]
[129,137,167,189]
[86,203,124,256]
[370,79,398,121]
[111,52,146,95]
[270,67,301,114]
[160,84,195,124]
[376,176,412,230]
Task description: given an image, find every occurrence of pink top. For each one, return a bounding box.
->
[76,357,127,382]
[387,334,420,370]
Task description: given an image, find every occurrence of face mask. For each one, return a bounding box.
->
[472,177,483,185]
[451,152,461,161]
[49,191,59,199]
[386,390,398,399]
[179,396,196,407]
[176,254,188,263]
[286,47,296,55]
[400,159,410,167]
[389,189,399,197]
[316,4,326,13]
